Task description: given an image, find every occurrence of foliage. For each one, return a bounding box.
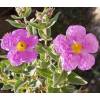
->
[0,7,88,93]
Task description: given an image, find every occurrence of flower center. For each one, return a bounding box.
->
[71,42,82,54]
[16,41,27,52]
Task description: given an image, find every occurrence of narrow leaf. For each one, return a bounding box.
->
[37,68,52,79]
[11,15,24,19]
[6,19,26,28]
[47,12,61,28]
[68,72,87,85]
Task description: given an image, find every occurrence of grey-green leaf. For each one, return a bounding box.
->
[68,72,87,85]
[54,71,68,86]
[11,15,24,19]
[37,68,52,79]
[47,12,61,28]
[48,86,60,93]
[29,22,46,29]
[6,19,26,28]
[61,85,75,93]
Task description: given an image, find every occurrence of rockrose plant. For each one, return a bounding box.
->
[0,7,99,93]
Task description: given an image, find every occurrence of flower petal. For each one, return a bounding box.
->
[66,25,86,38]
[26,35,38,48]
[60,54,79,71]
[7,49,22,66]
[7,49,37,66]
[83,33,99,53]
[20,49,38,63]
[12,29,27,37]
[1,29,29,51]
[1,33,14,51]
[78,53,95,70]
[53,34,68,54]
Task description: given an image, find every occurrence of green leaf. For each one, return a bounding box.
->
[2,84,14,90]
[29,80,37,87]
[46,47,58,61]
[23,7,32,17]
[40,61,50,68]
[37,44,58,60]
[36,43,45,54]
[29,22,46,29]
[68,72,87,85]
[38,29,47,40]
[32,26,37,35]
[26,25,37,35]
[37,68,52,79]
[54,71,68,86]
[6,19,26,28]
[11,15,24,19]
[48,86,60,93]
[61,85,75,93]
[9,64,27,73]
[0,60,10,69]
[14,79,26,92]
[47,28,51,37]
[47,12,61,28]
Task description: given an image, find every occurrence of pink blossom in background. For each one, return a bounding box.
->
[53,25,99,71]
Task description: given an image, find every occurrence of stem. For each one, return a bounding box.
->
[43,28,49,92]
[43,29,48,60]
[44,40,47,59]
[24,17,27,24]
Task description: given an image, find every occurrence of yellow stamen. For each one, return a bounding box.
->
[71,42,82,54]
[16,41,27,52]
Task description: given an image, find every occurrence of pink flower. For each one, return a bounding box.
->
[1,29,38,66]
[53,25,99,71]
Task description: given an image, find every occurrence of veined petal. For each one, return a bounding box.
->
[7,49,22,66]
[12,29,27,37]
[60,54,79,71]
[78,53,95,71]
[53,34,68,54]
[26,35,38,48]
[1,33,14,51]
[83,33,99,53]
[19,49,38,63]
[66,25,86,39]
[7,49,37,66]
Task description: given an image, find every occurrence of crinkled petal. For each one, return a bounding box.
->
[60,54,79,71]
[12,29,27,37]
[83,33,99,53]
[53,34,68,54]
[1,33,14,51]
[7,49,22,66]
[7,49,37,66]
[78,53,95,70]
[19,49,38,63]
[11,29,28,45]
[25,35,38,48]
[1,29,29,51]
[66,25,86,39]
[11,29,38,48]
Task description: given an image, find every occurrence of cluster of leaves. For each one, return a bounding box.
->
[0,7,87,93]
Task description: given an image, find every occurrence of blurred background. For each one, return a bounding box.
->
[0,7,100,93]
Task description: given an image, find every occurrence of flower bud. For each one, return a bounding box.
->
[45,7,54,18]
[35,11,43,22]
[15,7,32,17]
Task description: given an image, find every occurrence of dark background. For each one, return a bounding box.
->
[0,7,100,93]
